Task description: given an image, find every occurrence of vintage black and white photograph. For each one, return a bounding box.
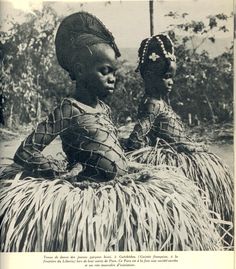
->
[0,0,234,255]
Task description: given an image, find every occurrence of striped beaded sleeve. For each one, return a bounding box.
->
[13,98,79,178]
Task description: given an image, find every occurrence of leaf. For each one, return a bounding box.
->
[208,37,215,43]
[209,17,217,29]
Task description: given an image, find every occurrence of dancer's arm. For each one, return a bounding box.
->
[14,99,78,178]
[126,98,163,150]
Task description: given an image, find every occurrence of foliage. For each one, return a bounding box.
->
[166,12,233,123]
[171,45,233,123]
[1,6,72,127]
[108,61,144,125]
[0,7,233,128]
[166,11,231,53]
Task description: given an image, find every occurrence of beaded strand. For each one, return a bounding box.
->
[136,34,176,71]
[141,36,152,64]
[162,33,175,54]
[155,35,176,62]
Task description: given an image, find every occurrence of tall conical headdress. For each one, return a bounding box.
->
[55,12,121,72]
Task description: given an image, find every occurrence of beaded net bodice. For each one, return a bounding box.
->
[14,98,127,181]
[127,97,191,150]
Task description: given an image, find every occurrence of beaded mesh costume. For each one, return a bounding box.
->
[127,34,192,150]
[14,98,127,181]
[13,12,126,182]
[126,34,233,247]
[127,96,191,150]
[0,14,230,252]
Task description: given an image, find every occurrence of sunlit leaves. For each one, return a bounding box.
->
[165,11,233,123]
[1,6,70,126]
[0,7,233,127]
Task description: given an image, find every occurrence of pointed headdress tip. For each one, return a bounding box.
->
[55,11,121,71]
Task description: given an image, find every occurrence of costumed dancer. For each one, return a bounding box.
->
[0,14,222,251]
[125,34,233,247]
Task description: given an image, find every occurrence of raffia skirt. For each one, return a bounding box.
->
[126,140,234,247]
[0,161,225,252]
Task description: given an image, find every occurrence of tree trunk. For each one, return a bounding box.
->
[149,0,154,36]
[36,94,41,122]
[204,93,216,123]
[7,104,13,128]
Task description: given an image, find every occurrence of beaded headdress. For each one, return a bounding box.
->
[136,34,176,73]
[55,12,121,73]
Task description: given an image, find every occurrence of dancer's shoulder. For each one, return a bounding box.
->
[141,97,165,115]
[57,97,85,117]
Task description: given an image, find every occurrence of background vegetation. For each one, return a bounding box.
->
[0,5,233,131]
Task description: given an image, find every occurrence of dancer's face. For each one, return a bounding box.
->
[142,59,176,95]
[75,43,118,99]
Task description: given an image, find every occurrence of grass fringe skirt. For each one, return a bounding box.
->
[127,144,234,247]
[0,166,223,252]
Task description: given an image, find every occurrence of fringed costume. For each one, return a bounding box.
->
[125,34,233,247]
[0,14,225,251]
[0,169,223,251]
